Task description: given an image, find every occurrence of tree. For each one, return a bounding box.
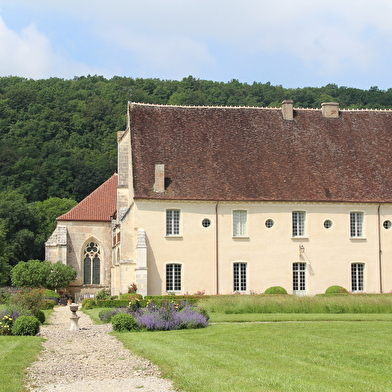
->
[0,220,11,285]
[11,260,77,290]
[11,259,49,288]
[45,262,77,291]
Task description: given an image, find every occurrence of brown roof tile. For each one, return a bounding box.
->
[57,173,118,221]
[129,103,392,203]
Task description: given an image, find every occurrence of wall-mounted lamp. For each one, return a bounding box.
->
[299,244,305,254]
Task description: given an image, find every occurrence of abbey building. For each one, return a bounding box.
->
[46,101,392,297]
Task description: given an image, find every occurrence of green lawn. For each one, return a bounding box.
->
[0,308,51,392]
[0,336,44,392]
[115,319,392,392]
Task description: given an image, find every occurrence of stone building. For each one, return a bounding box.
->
[46,101,392,297]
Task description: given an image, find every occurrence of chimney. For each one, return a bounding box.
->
[281,100,294,120]
[154,164,165,193]
[322,102,340,118]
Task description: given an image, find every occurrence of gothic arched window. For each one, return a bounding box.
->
[83,242,101,284]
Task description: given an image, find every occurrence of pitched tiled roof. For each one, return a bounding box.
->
[128,103,392,203]
[57,173,118,221]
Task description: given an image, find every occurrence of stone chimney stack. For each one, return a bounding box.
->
[281,100,294,120]
[322,102,340,118]
[154,164,165,193]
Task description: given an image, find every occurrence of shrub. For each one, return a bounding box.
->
[41,299,56,310]
[98,308,125,323]
[0,304,33,321]
[11,316,40,336]
[325,286,349,294]
[34,309,45,324]
[81,298,96,309]
[10,288,45,315]
[43,289,60,299]
[96,289,111,300]
[195,306,210,321]
[177,307,209,329]
[95,299,129,308]
[134,302,209,331]
[144,295,200,306]
[119,293,143,301]
[0,314,13,335]
[264,286,288,295]
[111,313,139,332]
[0,289,11,304]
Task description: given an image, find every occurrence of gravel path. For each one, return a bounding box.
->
[25,306,178,392]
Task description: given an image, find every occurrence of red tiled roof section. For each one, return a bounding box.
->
[57,173,118,221]
[129,103,392,203]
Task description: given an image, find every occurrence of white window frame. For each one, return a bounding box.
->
[233,210,248,237]
[292,211,306,237]
[166,263,182,292]
[293,262,306,295]
[233,262,247,292]
[166,209,180,236]
[350,212,364,238]
[351,263,364,292]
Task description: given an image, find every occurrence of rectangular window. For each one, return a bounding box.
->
[351,263,364,292]
[83,256,91,285]
[233,210,248,237]
[292,211,306,237]
[92,255,100,285]
[233,262,247,292]
[166,209,180,236]
[293,262,306,294]
[166,264,181,291]
[350,212,363,237]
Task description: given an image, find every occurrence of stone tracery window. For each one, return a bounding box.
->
[83,241,101,284]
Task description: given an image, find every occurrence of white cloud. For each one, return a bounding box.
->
[2,0,392,85]
[79,0,392,79]
[0,16,52,78]
[0,15,107,79]
[101,25,217,79]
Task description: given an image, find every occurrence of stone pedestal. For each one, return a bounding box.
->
[69,304,80,331]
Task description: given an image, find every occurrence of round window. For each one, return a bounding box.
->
[265,219,274,228]
[383,220,392,229]
[324,220,332,229]
[202,218,211,228]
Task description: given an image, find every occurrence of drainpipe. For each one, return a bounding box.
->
[378,204,383,293]
[215,202,219,295]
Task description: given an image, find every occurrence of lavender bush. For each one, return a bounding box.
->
[98,307,127,323]
[108,300,209,331]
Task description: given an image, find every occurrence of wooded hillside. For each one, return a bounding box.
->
[1,74,392,283]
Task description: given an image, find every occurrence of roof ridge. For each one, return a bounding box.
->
[130,102,392,112]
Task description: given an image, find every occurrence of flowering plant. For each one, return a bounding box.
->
[0,315,13,335]
[131,301,208,331]
[107,300,209,332]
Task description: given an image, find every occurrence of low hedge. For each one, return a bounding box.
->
[81,298,96,309]
[144,295,208,306]
[95,300,130,308]
[119,293,143,301]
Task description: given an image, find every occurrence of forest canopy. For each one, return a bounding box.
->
[1,74,392,284]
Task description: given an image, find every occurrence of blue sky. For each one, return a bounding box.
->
[1,0,392,90]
